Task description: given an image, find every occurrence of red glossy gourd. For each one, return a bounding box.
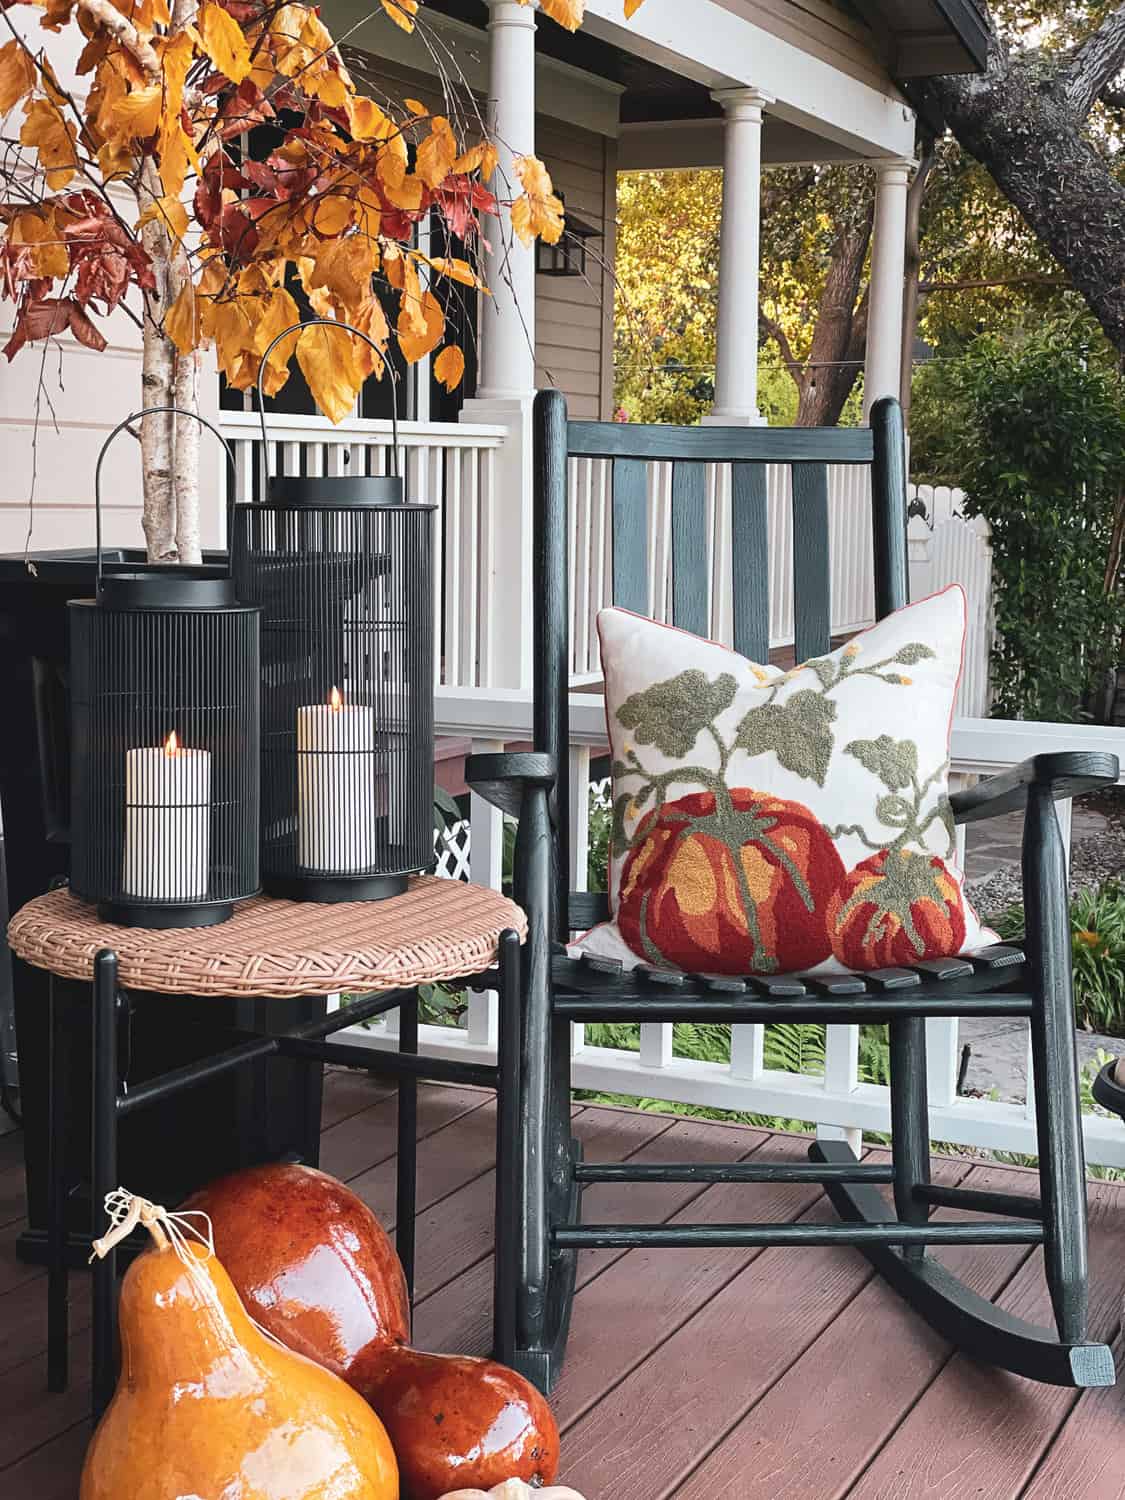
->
[360,1346,560,1500]
[184,1162,411,1377]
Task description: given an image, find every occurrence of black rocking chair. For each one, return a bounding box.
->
[469,389,1121,1395]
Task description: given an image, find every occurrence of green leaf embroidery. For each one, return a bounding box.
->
[734,689,837,786]
[806,656,837,689]
[893,642,936,665]
[845,734,918,791]
[617,670,738,758]
[875,793,914,827]
[611,792,633,857]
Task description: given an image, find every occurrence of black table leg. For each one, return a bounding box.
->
[493,932,521,1366]
[91,949,120,1422]
[46,975,70,1393]
[396,990,419,1310]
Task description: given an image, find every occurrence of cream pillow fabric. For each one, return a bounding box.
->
[577,586,993,976]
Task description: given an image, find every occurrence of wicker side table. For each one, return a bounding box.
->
[9,877,526,1416]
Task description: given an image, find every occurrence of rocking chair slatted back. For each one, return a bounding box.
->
[532,388,910,943]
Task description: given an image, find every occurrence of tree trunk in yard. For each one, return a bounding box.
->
[760,207,873,426]
[917,10,1125,356]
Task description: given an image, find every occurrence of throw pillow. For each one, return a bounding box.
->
[577,585,993,976]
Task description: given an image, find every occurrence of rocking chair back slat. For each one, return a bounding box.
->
[791,462,832,660]
[532,388,908,940]
[610,459,650,616]
[730,462,770,662]
[671,461,708,635]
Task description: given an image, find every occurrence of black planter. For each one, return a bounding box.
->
[0,548,324,1262]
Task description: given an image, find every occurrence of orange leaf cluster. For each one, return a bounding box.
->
[0,0,591,418]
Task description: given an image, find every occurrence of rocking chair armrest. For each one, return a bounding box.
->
[949,751,1120,826]
[465,751,557,821]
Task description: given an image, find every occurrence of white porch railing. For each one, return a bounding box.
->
[219,411,507,689]
[223,420,995,712]
[351,689,1125,1169]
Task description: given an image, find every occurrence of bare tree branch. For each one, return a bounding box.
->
[1066,2,1125,119]
[758,307,804,387]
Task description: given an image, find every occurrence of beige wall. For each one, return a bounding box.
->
[536,118,617,421]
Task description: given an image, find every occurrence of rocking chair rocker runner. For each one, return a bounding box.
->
[469,389,1121,1394]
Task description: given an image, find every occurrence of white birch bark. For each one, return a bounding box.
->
[173,348,202,564]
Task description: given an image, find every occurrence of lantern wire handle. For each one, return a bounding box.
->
[93,406,239,588]
[254,318,401,498]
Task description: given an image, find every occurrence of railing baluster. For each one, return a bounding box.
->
[820,1025,862,1155]
[466,736,504,1047]
[477,448,496,688]
[444,446,463,687]
[459,449,479,688]
[729,1024,763,1080]
[568,744,591,1058]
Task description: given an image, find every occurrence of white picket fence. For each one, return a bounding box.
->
[907,483,993,718]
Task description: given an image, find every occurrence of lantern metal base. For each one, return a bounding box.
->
[98,900,235,929]
[263,871,412,903]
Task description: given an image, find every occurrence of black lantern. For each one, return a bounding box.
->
[232,320,435,902]
[536,195,600,278]
[69,409,260,928]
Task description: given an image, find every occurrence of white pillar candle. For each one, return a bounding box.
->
[123,733,211,901]
[297,688,378,872]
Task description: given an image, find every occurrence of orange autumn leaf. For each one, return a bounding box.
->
[0,40,35,114]
[624,0,645,14]
[538,0,585,29]
[404,97,428,116]
[428,255,480,288]
[20,98,77,188]
[297,322,363,422]
[9,208,68,279]
[196,1,252,82]
[381,172,424,212]
[165,279,203,354]
[380,0,418,32]
[433,344,465,391]
[452,141,499,182]
[345,94,391,142]
[350,295,389,380]
[114,83,162,140]
[377,130,409,191]
[511,154,564,246]
[137,193,189,245]
[396,287,444,363]
[252,285,302,386]
[416,116,456,189]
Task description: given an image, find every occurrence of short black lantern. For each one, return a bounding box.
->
[233,320,435,902]
[535,195,600,278]
[69,408,261,928]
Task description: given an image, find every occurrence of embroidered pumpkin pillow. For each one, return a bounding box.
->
[577,585,992,976]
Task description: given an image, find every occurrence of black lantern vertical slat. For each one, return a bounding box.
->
[233,320,435,901]
[69,410,260,928]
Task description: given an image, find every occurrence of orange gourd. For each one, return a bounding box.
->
[80,1193,399,1500]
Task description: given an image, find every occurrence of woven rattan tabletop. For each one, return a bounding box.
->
[8,879,527,999]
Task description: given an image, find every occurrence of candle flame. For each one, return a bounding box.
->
[329,686,343,712]
[163,730,180,757]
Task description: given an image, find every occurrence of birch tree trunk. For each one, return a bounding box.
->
[174,348,202,565]
[138,160,177,561]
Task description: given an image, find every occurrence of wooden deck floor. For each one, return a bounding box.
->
[4,1073,1125,1497]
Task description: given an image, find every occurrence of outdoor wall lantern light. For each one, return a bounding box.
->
[535,195,600,279]
[232,319,435,902]
[69,409,260,927]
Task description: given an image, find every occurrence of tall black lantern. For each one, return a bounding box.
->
[69,409,261,928]
[232,320,435,902]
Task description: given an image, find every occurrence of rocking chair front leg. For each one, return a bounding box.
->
[889,1015,931,1262]
[1024,786,1089,1345]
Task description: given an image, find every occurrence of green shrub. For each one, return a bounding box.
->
[992,879,1125,1035]
[952,323,1125,723]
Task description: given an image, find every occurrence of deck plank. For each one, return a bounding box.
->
[319,1065,397,1127]
[845,1174,1125,1500]
[673,1164,1033,1500]
[2,1093,1124,1500]
[1020,1336,1125,1500]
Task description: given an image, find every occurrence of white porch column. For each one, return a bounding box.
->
[863,158,912,420]
[460,0,538,687]
[706,87,772,426]
[475,0,537,402]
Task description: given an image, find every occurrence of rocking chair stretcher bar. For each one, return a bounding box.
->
[467,387,1122,1396]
